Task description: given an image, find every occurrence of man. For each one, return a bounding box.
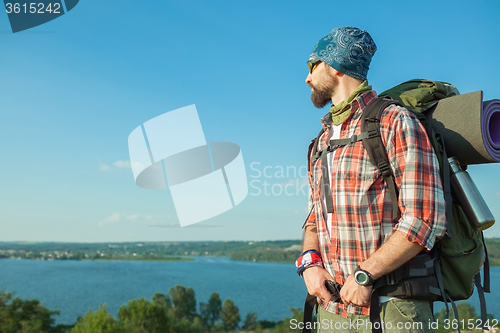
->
[297,27,447,332]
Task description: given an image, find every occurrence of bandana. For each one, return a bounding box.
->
[310,26,377,81]
[330,80,372,126]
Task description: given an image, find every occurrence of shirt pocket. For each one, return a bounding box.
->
[332,142,379,194]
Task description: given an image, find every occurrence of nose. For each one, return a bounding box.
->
[305,72,312,84]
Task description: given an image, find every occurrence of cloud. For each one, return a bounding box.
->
[114,160,132,168]
[497,192,500,197]
[99,160,136,171]
[98,214,165,226]
[126,214,139,221]
[98,213,121,226]
[100,163,111,171]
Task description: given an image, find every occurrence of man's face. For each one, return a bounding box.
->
[306,59,337,108]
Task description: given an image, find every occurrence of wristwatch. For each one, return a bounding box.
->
[354,266,374,286]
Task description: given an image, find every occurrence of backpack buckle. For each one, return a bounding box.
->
[327,145,339,152]
[385,272,397,285]
[378,161,392,177]
[368,128,380,139]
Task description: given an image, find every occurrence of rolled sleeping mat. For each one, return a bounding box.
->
[430,90,500,165]
[482,98,500,162]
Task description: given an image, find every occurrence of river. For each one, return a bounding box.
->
[0,257,497,325]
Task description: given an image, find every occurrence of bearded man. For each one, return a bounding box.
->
[296,26,447,333]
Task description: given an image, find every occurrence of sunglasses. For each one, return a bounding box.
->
[307,59,322,74]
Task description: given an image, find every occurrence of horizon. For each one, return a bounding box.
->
[3,236,500,244]
[0,239,303,244]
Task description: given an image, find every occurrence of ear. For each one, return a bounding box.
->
[325,64,343,77]
[330,68,344,77]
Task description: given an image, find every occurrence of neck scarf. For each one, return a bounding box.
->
[330,80,371,126]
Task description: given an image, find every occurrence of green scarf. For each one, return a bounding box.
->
[330,80,372,126]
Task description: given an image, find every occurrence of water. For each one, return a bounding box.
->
[0,258,498,325]
[0,257,307,325]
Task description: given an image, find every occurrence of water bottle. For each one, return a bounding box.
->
[448,157,495,231]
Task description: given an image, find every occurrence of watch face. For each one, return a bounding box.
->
[355,271,368,285]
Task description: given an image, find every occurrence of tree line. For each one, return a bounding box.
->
[0,286,304,333]
[1,287,496,333]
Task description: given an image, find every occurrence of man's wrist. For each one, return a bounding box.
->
[353,265,375,286]
[296,249,323,276]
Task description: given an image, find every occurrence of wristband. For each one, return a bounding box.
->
[296,249,323,276]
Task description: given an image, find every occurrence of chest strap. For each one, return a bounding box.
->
[319,132,371,213]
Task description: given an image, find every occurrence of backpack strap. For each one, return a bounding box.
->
[309,129,372,214]
[435,134,453,237]
[474,273,489,330]
[308,98,400,215]
[301,293,317,333]
[369,250,442,333]
[321,133,372,213]
[433,243,452,319]
[476,232,491,330]
[307,128,325,174]
[360,97,402,220]
[421,102,454,238]
[482,232,490,293]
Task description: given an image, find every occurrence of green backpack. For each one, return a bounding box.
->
[363,79,490,332]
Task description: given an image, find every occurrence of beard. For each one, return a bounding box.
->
[310,74,336,108]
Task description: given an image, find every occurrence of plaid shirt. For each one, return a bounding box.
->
[304,90,447,316]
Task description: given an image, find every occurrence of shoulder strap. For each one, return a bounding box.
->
[360,97,402,220]
[307,128,325,173]
[301,293,317,333]
[477,232,491,329]
[307,98,401,217]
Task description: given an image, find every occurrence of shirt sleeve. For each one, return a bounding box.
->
[381,106,447,251]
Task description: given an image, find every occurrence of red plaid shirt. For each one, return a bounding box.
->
[304,90,447,316]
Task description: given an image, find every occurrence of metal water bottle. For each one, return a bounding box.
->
[448,156,495,231]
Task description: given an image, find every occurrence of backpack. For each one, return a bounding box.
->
[303,79,491,333]
[365,80,490,332]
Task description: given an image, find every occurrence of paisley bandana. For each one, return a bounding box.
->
[310,27,377,81]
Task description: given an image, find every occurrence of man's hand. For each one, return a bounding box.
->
[302,266,335,303]
[339,275,372,306]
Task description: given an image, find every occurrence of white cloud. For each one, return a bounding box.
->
[114,160,132,168]
[100,164,111,171]
[496,192,500,197]
[131,162,146,170]
[99,160,136,172]
[98,213,121,226]
[126,214,139,221]
[98,214,164,226]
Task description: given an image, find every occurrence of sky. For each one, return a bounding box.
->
[1,0,500,242]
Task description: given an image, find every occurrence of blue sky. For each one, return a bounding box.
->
[1,0,500,242]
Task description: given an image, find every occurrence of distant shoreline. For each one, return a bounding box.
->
[0,256,195,262]
[83,256,195,262]
[2,239,500,265]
